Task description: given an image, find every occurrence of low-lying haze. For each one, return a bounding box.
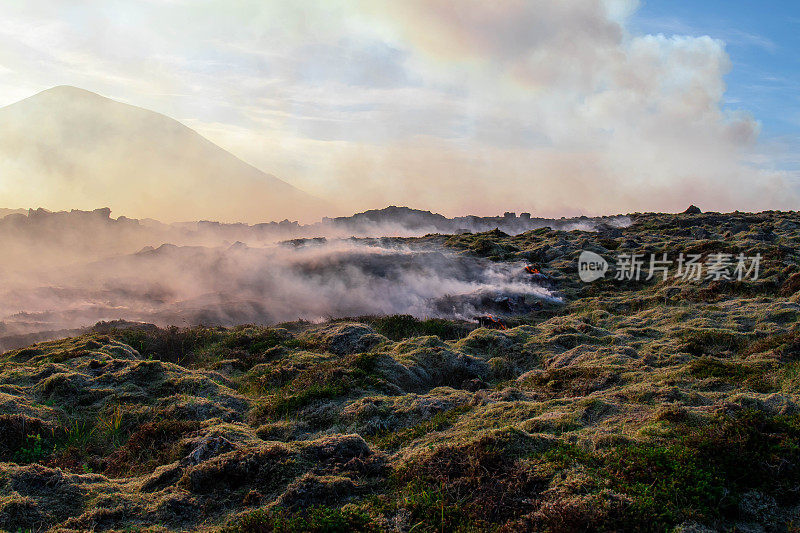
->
[0,206,589,349]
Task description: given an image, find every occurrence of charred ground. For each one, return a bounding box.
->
[2,209,800,532]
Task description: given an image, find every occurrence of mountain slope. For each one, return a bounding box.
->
[0,86,329,223]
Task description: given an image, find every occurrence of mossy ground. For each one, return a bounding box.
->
[2,210,800,531]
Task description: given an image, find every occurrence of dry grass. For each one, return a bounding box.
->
[2,210,800,531]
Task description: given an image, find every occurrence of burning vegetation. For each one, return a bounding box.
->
[1,209,800,531]
[0,236,559,351]
[475,314,508,330]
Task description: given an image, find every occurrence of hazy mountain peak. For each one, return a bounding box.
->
[36,84,105,98]
[0,86,329,223]
[11,85,148,118]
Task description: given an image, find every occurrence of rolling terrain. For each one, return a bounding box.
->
[1,209,800,531]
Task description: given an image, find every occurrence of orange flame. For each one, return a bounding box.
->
[486,314,507,330]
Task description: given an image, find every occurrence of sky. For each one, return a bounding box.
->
[631,0,800,175]
[0,0,798,220]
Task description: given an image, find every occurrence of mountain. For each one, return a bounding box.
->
[0,208,26,218]
[0,86,329,223]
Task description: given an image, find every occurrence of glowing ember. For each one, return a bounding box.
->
[476,314,507,330]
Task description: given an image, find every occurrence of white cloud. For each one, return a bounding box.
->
[0,0,795,218]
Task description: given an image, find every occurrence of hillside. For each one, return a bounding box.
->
[0,86,328,223]
[1,210,800,531]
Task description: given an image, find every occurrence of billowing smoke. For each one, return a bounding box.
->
[0,238,558,350]
[1,1,795,221]
[0,206,635,350]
